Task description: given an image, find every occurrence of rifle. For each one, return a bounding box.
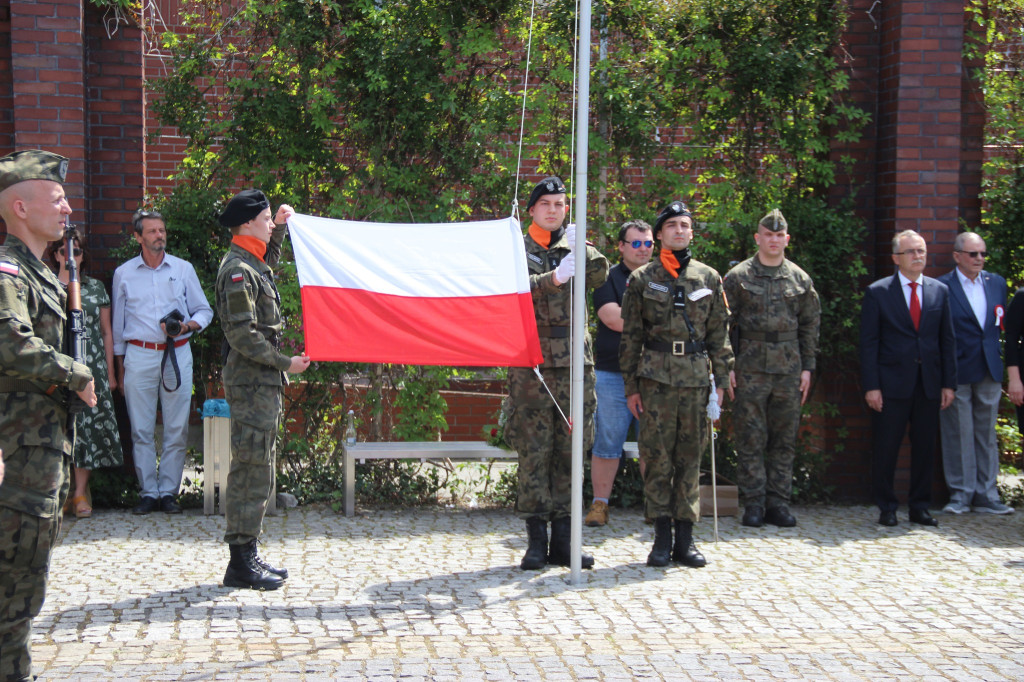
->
[64,223,88,415]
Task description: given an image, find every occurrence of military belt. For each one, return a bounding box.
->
[536,326,570,338]
[740,330,798,342]
[0,376,59,396]
[647,339,706,356]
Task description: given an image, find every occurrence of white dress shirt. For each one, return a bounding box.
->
[897,271,924,310]
[956,267,987,329]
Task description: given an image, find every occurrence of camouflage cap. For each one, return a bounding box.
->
[758,208,787,232]
[0,149,69,193]
[653,200,692,236]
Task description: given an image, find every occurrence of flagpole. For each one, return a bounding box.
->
[569,0,592,586]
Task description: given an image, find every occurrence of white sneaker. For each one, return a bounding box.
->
[942,502,970,514]
[972,499,1015,515]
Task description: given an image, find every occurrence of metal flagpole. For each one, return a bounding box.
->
[569,0,592,585]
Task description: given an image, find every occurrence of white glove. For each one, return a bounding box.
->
[565,223,576,251]
[554,250,576,285]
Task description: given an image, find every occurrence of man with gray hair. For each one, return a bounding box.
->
[113,209,213,515]
[937,232,1012,515]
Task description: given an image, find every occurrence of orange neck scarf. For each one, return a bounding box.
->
[528,222,552,249]
[232,235,266,263]
[660,249,681,279]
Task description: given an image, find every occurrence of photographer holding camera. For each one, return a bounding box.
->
[113,209,213,515]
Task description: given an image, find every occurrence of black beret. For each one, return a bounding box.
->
[653,200,692,236]
[758,208,787,232]
[218,189,270,228]
[526,176,566,210]
[0,149,69,193]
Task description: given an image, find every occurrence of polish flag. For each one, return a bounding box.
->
[288,213,543,367]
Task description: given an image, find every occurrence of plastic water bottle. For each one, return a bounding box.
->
[345,410,357,446]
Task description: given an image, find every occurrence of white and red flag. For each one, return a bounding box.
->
[287,213,543,367]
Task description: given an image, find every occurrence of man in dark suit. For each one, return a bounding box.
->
[860,230,957,527]
[938,232,1013,515]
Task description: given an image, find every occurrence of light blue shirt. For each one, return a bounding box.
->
[112,252,214,355]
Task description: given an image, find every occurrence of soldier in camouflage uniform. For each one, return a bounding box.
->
[215,190,310,591]
[0,149,97,681]
[724,209,820,528]
[620,201,732,568]
[505,176,608,571]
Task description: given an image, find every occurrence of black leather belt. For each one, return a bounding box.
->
[740,330,798,342]
[536,326,570,338]
[647,340,706,356]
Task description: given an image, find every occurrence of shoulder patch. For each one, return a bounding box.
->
[0,262,19,276]
[231,273,244,283]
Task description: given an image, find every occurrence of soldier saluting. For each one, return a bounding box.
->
[215,190,310,591]
[724,209,820,529]
[0,149,97,681]
[619,200,733,568]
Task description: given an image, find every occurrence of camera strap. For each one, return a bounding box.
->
[160,338,182,392]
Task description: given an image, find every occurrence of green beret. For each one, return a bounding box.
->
[0,149,69,193]
[758,209,787,232]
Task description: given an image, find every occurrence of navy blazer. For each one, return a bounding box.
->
[937,268,1006,384]
[860,273,957,400]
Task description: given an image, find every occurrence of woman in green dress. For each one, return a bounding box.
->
[46,230,124,517]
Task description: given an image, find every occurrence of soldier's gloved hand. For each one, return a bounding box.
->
[565,223,576,251]
[554,250,576,285]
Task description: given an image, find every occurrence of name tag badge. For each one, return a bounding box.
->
[688,287,713,301]
[648,281,669,293]
[527,253,543,264]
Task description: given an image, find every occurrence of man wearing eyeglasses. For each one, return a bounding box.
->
[723,209,820,529]
[585,220,654,527]
[860,230,956,527]
[112,209,213,515]
[937,232,1012,515]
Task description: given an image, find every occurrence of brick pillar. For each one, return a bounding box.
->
[8,0,86,199]
[874,0,965,272]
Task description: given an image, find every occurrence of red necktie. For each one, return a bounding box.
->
[909,281,921,330]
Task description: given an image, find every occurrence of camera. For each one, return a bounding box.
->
[160,309,186,337]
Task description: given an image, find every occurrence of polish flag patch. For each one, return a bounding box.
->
[0,262,19,276]
[231,273,244,283]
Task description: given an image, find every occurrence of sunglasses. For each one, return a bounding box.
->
[956,250,987,259]
[625,240,653,248]
[59,248,83,257]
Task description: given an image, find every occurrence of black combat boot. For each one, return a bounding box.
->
[672,520,707,568]
[647,516,672,566]
[253,543,289,579]
[520,517,548,570]
[548,516,594,569]
[224,540,285,590]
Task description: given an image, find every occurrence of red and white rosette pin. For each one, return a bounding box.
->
[995,304,1005,330]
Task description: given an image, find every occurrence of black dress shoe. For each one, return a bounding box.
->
[909,508,938,527]
[160,495,182,514]
[878,510,898,526]
[132,496,159,515]
[765,506,797,527]
[741,506,765,528]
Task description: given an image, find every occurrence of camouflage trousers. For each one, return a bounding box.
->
[732,370,802,509]
[506,366,595,520]
[0,445,70,682]
[638,378,707,523]
[223,384,281,545]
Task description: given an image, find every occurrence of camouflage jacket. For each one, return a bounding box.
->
[0,235,92,453]
[619,256,733,393]
[216,225,292,386]
[723,256,820,374]
[524,229,608,369]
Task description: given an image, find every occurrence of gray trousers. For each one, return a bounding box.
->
[939,377,1002,506]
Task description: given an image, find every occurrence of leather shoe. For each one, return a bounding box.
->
[909,508,938,527]
[132,496,159,515]
[160,496,182,514]
[877,510,897,527]
[741,506,764,527]
[765,506,796,527]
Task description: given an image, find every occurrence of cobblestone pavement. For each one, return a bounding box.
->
[34,505,1024,681]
